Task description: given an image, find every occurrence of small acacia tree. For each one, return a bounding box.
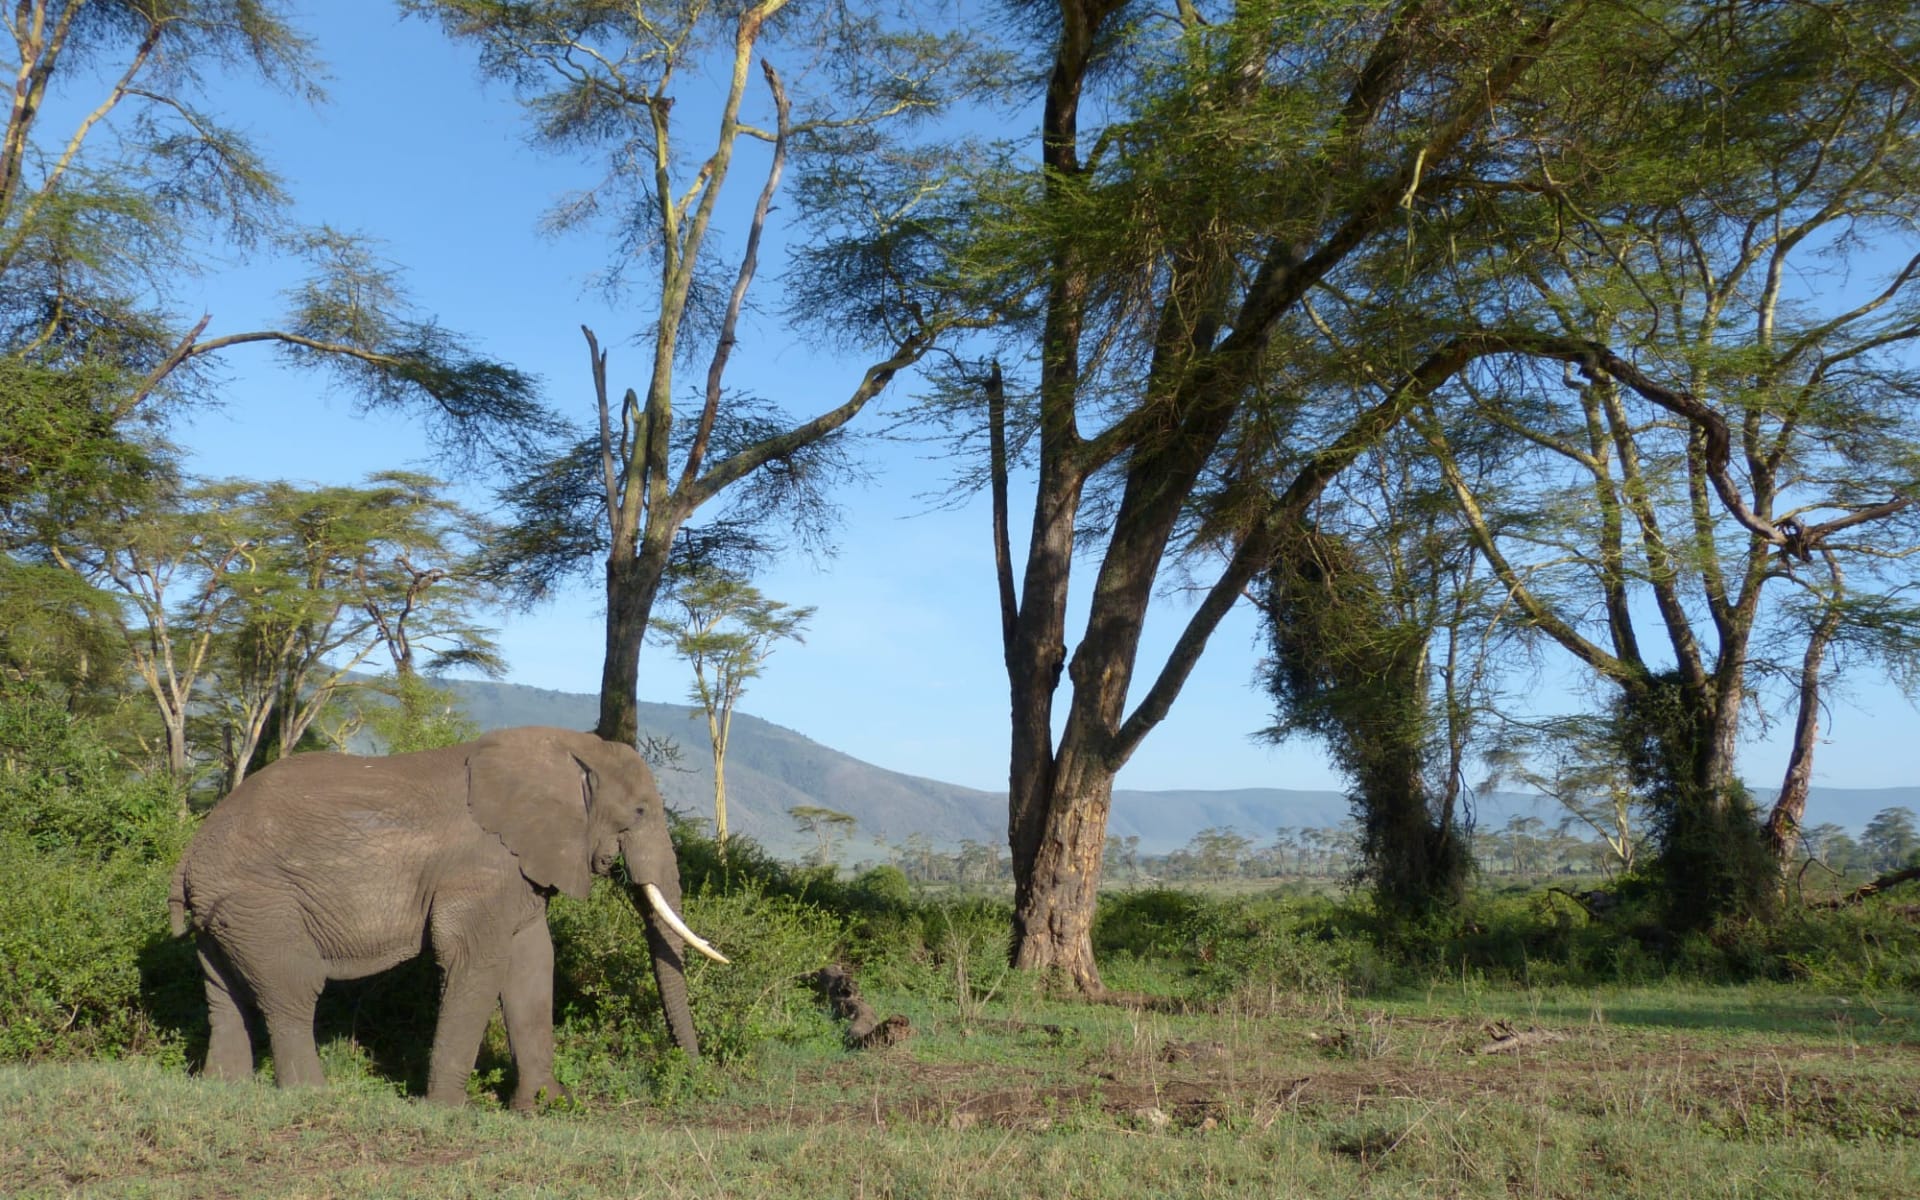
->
[653,567,812,855]
[36,472,496,789]
[789,804,856,869]
[201,475,501,789]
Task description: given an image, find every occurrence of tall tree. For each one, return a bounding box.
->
[1407,0,1920,919]
[927,0,1610,989]
[652,566,812,855]
[1256,508,1490,916]
[413,0,986,746]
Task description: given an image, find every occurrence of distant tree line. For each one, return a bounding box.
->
[870,806,1920,889]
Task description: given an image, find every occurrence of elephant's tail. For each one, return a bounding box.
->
[168,858,191,937]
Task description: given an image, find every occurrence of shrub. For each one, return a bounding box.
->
[546,875,844,1102]
[0,836,195,1063]
[1094,888,1380,1012]
[0,685,182,860]
[1766,900,1920,992]
[0,690,198,1063]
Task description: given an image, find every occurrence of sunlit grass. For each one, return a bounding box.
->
[7,977,1914,1199]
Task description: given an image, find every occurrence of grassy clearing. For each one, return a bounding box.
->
[5,982,1914,1199]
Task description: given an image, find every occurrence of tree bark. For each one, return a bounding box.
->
[595,534,672,747]
[1010,744,1114,988]
[1766,563,1843,864]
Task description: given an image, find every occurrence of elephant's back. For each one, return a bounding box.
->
[176,747,471,922]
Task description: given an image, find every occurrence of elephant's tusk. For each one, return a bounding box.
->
[642,883,730,964]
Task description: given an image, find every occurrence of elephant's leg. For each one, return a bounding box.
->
[218,920,329,1089]
[500,919,563,1111]
[197,937,256,1082]
[424,947,509,1107]
[258,962,328,1089]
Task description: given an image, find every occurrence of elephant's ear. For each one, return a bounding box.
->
[466,729,594,900]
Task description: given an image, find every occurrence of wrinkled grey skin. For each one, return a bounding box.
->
[169,726,699,1108]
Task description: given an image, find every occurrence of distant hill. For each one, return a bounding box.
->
[439,679,1006,860]
[435,678,1917,859]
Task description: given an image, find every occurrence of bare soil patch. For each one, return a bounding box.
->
[703,1031,1918,1140]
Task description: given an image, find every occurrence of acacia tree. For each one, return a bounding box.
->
[908,0,1640,990]
[1401,0,1920,919]
[39,476,252,782]
[1484,719,1643,878]
[37,472,496,788]
[1252,404,1512,916]
[652,566,812,855]
[1257,517,1486,915]
[2,4,544,772]
[789,804,855,868]
[413,0,986,746]
[203,474,500,789]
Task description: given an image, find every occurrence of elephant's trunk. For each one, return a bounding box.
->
[641,902,701,1060]
[621,832,716,1060]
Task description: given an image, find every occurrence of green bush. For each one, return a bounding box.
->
[1093,888,1211,960]
[546,875,844,1102]
[848,864,913,908]
[0,685,181,861]
[1766,900,1920,992]
[1093,888,1382,1011]
[0,690,199,1063]
[0,836,195,1063]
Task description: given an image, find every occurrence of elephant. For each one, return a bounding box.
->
[168,726,726,1109]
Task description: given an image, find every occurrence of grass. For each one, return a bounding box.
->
[5,980,1915,1199]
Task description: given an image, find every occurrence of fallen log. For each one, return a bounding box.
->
[1473,1021,1565,1055]
[1807,865,1920,909]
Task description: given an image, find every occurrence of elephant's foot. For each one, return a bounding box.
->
[510,1078,572,1113]
[202,1037,255,1082]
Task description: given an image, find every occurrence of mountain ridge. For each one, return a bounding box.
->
[436,678,1916,860]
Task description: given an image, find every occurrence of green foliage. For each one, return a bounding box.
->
[356,673,481,755]
[547,877,843,1101]
[1768,900,1920,992]
[1616,674,1776,928]
[1258,522,1471,918]
[0,836,196,1063]
[0,684,181,858]
[1861,806,1919,873]
[848,864,913,908]
[0,692,196,1062]
[1094,888,1381,1012]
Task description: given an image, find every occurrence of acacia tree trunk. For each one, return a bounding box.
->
[596,529,673,747]
[1010,743,1114,983]
[1766,557,1845,865]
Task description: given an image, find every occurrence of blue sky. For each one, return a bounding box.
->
[131,2,1920,795]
